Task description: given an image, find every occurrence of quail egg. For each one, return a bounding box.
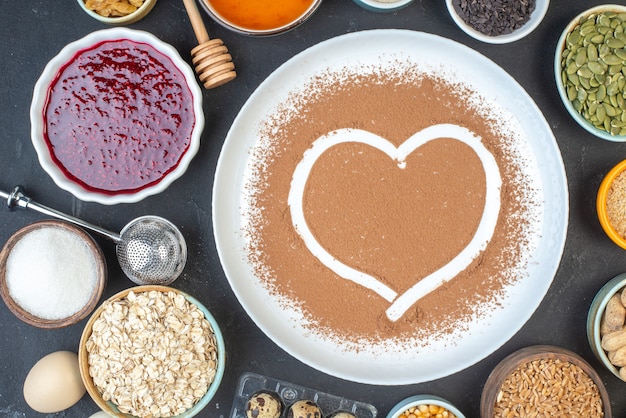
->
[288,400,322,418]
[246,391,282,418]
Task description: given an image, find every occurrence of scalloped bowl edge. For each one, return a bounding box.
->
[29,27,203,205]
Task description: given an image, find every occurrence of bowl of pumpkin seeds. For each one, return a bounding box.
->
[555,5,626,141]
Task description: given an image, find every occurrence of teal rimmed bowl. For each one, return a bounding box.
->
[79,285,225,417]
[587,272,626,380]
[387,395,465,418]
[554,4,626,141]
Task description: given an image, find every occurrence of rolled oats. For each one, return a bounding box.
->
[86,290,218,417]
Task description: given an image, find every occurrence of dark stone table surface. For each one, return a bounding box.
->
[2,1,626,417]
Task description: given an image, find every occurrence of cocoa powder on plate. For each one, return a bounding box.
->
[242,63,538,347]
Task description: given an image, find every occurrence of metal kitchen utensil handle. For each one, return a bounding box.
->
[1,185,188,285]
[0,185,121,242]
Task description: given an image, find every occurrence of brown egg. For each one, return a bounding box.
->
[23,351,86,413]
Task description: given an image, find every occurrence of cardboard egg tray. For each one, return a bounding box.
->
[229,372,378,418]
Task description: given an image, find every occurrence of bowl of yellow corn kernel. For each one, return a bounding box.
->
[387,395,465,418]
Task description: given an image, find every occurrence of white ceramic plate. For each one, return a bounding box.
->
[30,28,203,205]
[213,29,568,385]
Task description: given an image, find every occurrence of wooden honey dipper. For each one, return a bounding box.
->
[182,0,236,89]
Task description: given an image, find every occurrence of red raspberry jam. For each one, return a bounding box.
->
[43,39,195,195]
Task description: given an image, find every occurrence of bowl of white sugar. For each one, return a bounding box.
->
[0,220,107,328]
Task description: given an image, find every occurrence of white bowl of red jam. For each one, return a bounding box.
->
[30,28,203,205]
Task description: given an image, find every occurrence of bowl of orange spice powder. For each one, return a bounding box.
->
[198,0,322,36]
[598,159,626,249]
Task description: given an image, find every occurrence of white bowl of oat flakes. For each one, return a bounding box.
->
[78,285,225,418]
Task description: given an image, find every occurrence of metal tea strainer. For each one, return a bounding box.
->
[0,186,187,285]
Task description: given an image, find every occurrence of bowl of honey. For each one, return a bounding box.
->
[198,0,322,36]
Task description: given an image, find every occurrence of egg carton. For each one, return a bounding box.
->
[229,372,378,418]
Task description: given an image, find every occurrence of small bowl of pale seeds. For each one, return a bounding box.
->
[555,5,626,141]
[597,159,626,249]
[78,285,225,418]
[480,345,610,418]
[77,0,157,25]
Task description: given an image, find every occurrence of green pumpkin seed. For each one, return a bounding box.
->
[598,84,607,101]
[576,49,587,66]
[609,64,623,75]
[568,73,581,86]
[597,104,607,121]
[599,43,611,57]
[609,37,626,48]
[611,119,626,128]
[568,30,582,45]
[567,86,577,101]
[605,103,618,116]
[581,23,596,36]
[588,44,599,61]
[573,99,583,112]
[577,66,594,78]
[598,14,612,27]
[603,54,623,65]
[588,61,606,74]
[567,61,579,74]
[580,76,592,89]
[608,81,620,96]
[616,48,626,60]
[592,34,606,44]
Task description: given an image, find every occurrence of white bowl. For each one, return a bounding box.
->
[76,0,157,25]
[30,28,203,205]
[445,0,549,44]
[387,395,465,418]
[554,5,626,142]
[352,0,414,13]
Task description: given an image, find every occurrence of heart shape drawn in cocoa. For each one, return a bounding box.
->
[288,124,502,321]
